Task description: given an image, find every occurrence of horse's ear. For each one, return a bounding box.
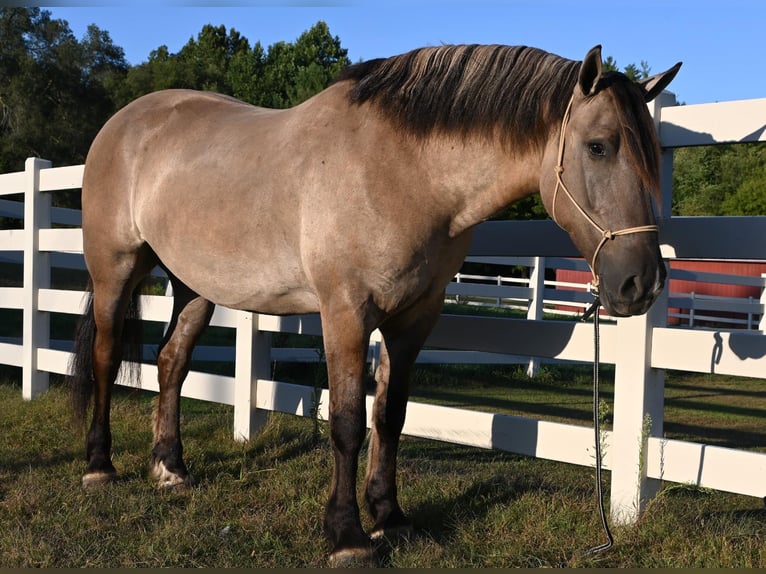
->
[578,45,603,96]
[638,61,683,102]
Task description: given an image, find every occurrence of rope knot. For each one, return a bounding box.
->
[602,230,614,240]
[555,166,564,175]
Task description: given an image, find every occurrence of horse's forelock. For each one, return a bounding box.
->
[601,77,662,201]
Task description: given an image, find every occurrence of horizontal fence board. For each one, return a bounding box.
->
[660,98,766,147]
[37,289,89,315]
[426,314,615,364]
[0,229,23,252]
[402,399,610,467]
[541,287,593,304]
[0,171,25,196]
[414,349,582,365]
[446,282,532,300]
[258,313,323,336]
[38,164,84,191]
[470,217,766,262]
[26,350,236,391]
[660,217,766,260]
[253,377,611,468]
[646,436,766,498]
[0,342,22,366]
[0,287,23,309]
[39,228,82,253]
[669,267,766,287]
[469,220,578,257]
[651,327,766,376]
[667,295,762,315]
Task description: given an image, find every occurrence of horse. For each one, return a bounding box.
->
[67,43,680,565]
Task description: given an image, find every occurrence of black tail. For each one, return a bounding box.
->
[68,281,144,425]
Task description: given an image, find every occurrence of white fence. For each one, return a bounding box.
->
[1,92,766,526]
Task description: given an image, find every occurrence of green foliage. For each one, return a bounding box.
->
[0,10,349,180]
[0,8,127,174]
[673,143,766,216]
[118,20,349,109]
[603,55,651,80]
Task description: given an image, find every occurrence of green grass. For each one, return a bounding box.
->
[1,363,765,567]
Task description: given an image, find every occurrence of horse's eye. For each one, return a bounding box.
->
[589,142,606,156]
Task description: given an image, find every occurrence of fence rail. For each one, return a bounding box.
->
[1,94,766,526]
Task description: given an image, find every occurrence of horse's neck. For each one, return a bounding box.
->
[423,138,543,238]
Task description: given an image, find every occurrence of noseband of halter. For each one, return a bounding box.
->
[551,95,658,292]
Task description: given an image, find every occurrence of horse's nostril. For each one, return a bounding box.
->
[619,275,645,303]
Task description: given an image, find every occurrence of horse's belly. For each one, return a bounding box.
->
[154,245,319,315]
[228,287,320,315]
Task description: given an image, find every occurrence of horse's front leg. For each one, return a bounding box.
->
[364,292,444,540]
[321,304,376,567]
[152,283,214,487]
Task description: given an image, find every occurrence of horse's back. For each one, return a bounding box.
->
[82,89,319,312]
[81,85,472,317]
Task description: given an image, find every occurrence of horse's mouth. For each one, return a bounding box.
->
[599,284,662,318]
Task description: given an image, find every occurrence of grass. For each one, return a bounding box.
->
[1,362,766,568]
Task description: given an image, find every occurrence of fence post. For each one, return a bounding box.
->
[648,90,677,219]
[233,311,272,441]
[689,291,696,327]
[22,157,52,400]
[760,274,766,331]
[525,256,545,377]
[609,90,675,523]
[609,274,667,524]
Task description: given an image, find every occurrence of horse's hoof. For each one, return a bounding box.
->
[81,470,116,488]
[327,545,376,568]
[151,461,193,489]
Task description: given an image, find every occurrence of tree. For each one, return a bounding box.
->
[0,7,127,173]
[119,21,350,109]
[721,164,766,215]
[672,143,766,216]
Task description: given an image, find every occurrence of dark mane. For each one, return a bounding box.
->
[336,44,661,195]
[335,44,580,150]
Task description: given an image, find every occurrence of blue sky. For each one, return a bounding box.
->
[44,1,765,106]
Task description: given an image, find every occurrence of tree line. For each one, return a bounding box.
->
[1,7,763,216]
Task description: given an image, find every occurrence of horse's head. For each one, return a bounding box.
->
[540,45,681,317]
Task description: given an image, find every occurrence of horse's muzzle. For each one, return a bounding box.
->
[599,265,666,317]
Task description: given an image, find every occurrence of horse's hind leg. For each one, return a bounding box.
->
[84,245,157,487]
[151,273,214,488]
[364,290,445,540]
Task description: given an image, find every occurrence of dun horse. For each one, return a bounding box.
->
[68,44,680,565]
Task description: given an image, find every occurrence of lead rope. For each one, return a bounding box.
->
[552,95,635,564]
[581,292,614,559]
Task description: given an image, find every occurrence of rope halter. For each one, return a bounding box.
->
[551,95,658,293]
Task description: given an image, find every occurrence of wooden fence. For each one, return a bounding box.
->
[1,91,765,526]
